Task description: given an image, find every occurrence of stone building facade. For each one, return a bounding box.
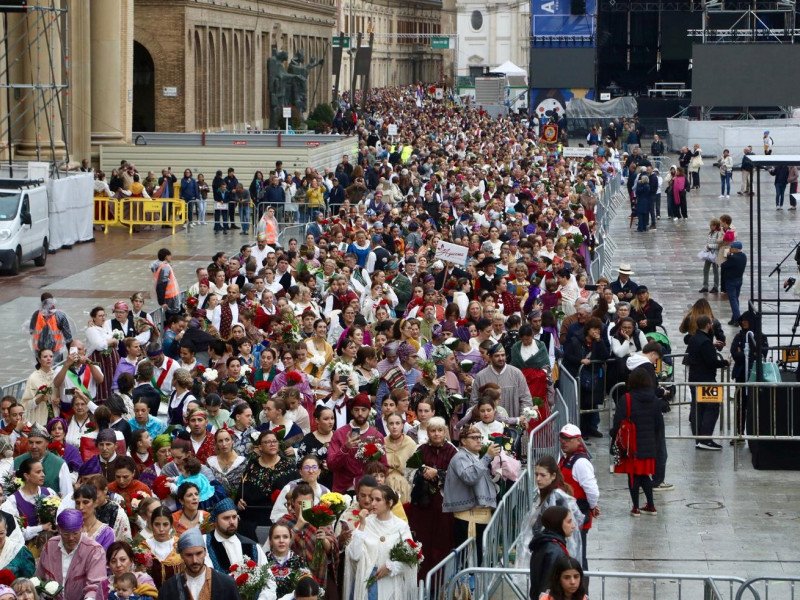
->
[336,0,450,91]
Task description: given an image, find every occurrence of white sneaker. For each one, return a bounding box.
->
[718,195,725,199]
[726,195,730,199]
[673,217,678,222]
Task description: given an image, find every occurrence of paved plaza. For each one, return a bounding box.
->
[1,157,799,590]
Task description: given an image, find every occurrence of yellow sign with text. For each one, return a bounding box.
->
[782,348,799,363]
[696,385,723,403]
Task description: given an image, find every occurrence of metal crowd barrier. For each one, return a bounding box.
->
[93,197,188,234]
[526,404,569,480]
[557,363,580,424]
[254,200,326,226]
[735,577,800,600]
[481,470,535,599]
[444,567,751,600]
[420,538,477,600]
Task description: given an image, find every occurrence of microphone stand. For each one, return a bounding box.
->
[768,240,800,349]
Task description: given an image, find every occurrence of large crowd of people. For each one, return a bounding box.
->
[6,85,760,600]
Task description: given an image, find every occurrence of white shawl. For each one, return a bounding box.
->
[0,525,26,569]
[344,514,417,600]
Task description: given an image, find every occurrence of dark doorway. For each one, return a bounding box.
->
[133,41,155,132]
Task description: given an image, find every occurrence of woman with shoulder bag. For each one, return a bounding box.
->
[699,218,723,294]
[689,144,704,190]
[610,368,663,517]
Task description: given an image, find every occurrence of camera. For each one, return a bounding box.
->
[585,284,599,292]
[338,374,349,384]
[64,389,77,396]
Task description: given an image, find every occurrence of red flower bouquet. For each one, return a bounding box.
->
[355,437,385,462]
[286,371,303,385]
[152,475,171,500]
[0,569,15,585]
[229,561,273,600]
[47,441,65,457]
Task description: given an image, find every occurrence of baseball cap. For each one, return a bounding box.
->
[559,424,582,439]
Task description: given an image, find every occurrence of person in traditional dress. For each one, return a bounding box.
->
[0,509,34,577]
[404,416,456,579]
[21,349,57,427]
[344,485,418,600]
[270,455,330,523]
[83,473,132,541]
[36,510,107,600]
[264,522,310,599]
[382,413,417,504]
[157,528,243,600]
[140,434,171,488]
[276,483,339,598]
[468,343,533,419]
[85,306,121,402]
[204,498,277,600]
[1,457,58,542]
[136,506,184,589]
[172,482,212,536]
[206,428,246,498]
[102,541,158,600]
[46,417,83,473]
[73,484,116,551]
[510,324,552,427]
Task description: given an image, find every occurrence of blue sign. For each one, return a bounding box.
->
[531,0,596,39]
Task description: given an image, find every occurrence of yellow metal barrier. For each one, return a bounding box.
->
[118,197,186,234]
[93,196,120,234]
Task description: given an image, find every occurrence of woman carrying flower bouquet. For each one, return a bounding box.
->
[344,485,418,600]
[265,522,312,599]
[258,398,304,456]
[405,417,456,579]
[276,484,339,599]
[270,455,330,523]
[21,348,56,427]
[134,506,183,588]
[0,458,57,542]
[107,457,152,520]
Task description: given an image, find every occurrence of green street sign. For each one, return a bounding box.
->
[431,37,450,49]
[332,37,351,49]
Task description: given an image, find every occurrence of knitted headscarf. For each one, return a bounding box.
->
[152,434,172,454]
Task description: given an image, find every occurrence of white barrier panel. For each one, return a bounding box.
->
[668,117,800,160]
[47,173,94,250]
[719,125,800,160]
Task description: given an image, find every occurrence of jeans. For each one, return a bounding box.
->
[702,261,719,288]
[653,433,668,486]
[725,279,742,320]
[690,386,721,439]
[776,182,787,207]
[238,204,251,234]
[214,209,229,231]
[720,172,731,195]
[197,199,207,222]
[653,192,661,220]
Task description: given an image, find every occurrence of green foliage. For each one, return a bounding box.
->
[310,102,335,125]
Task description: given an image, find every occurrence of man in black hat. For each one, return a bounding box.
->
[476,256,501,293]
[434,260,469,290]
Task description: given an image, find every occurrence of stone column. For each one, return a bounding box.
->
[69,0,92,163]
[90,0,126,145]
[13,2,67,161]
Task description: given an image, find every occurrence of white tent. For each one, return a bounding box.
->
[489,61,527,86]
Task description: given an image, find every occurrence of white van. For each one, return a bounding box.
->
[0,179,49,274]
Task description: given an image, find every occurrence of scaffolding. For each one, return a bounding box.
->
[689,0,797,44]
[0,1,69,175]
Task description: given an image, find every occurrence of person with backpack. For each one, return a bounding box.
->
[610,367,664,517]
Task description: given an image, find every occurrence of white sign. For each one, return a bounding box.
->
[387,124,398,136]
[435,241,470,266]
[435,88,444,100]
[162,87,178,98]
[283,106,292,118]
[562,147,594,158]
[599,92,611,101]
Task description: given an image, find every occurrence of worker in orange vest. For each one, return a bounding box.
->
[29,293,73,362]
[150,248,181,313]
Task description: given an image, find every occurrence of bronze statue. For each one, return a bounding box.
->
[287,49,324,114]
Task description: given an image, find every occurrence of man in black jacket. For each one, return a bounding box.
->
[610,264,638,301]
[721,241,747,324]
[158,528,244,600]
[686,315,730,450]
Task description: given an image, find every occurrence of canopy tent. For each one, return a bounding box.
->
[488,61,527,86]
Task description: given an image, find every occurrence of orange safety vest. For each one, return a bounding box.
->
[264,219,278,244]
[33,312,64,352]
[154,262,179,300]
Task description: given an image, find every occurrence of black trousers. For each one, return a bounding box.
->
[454,516,487,566]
